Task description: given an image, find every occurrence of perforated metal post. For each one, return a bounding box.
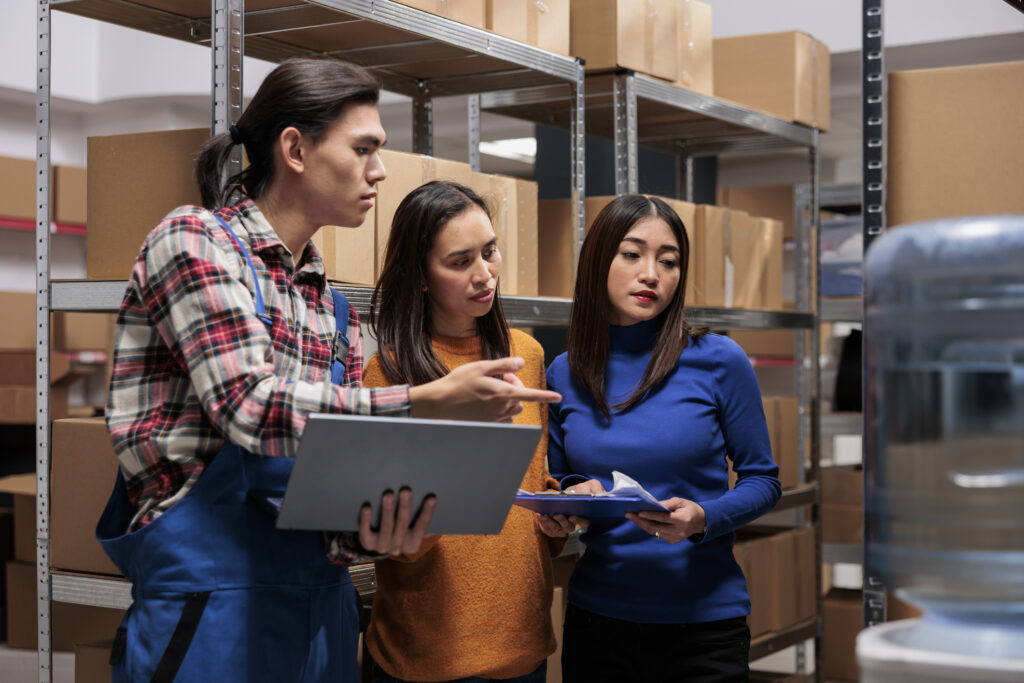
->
[412,87,434,156]
[613,72,638,195]
[36,3,54,681]
[212,0,244,180]
[862,0,887,629]
[467,94,481,172]
[571,61,586,266]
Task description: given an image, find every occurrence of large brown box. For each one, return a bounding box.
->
[822,503,863,544]
[821,465,863,506]
[673,0,713,95]
[87,128,209,280]
[772,526,815,630]
[691,205,726,308]
[0,156,36,221]
[55,165,88,225]
[311,208,376,286]
[764,396,800,490]
[888,60,1024,228]
[0,475,34,564]
[761,218,784,310]
[823,588,860,681]
[570,0,677,81]
[0,352,85,423]
[397,0,486,28]
[1,290,117,352]
[537,196,619,299]
[6,561,125,651]
[375,149,473,275]
[717,185,796,240]
[716,31,827,132]
[732,529,775,638]
[713,31,830,131]
[75,638,114,683]
[487,0,570,56]
[729,329,796,358]
[724,209,758,308]
[51,418,122,576]
[514,179,540,297]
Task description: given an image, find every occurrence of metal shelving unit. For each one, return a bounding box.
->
[37,4,828,682]
[486,65,823,678]
[36,1,587,680]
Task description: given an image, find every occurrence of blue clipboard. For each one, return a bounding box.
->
[513,492,667,518]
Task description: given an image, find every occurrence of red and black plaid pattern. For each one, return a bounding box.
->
[106,200,409,564]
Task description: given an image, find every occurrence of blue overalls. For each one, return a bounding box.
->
[97,214,359,682]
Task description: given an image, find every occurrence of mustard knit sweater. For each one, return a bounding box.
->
[363,329,560,681]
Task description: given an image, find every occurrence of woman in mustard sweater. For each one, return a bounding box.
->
[363,180,560,683]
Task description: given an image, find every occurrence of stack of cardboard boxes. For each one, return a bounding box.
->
[537,195,784,311]
[733,526,816,640]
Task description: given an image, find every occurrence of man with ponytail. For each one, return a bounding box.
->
[97,58,560,683]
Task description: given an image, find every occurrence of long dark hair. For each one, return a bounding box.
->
[568,194,707,418]
[370,181,511,386]
[194,58,380,209]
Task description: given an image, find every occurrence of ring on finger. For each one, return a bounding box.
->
[655,531,660,539]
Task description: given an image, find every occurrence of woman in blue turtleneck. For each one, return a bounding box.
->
[538,195,781,683]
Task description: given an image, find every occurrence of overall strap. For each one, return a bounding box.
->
[330,287,350,384]
[212,213,273,326]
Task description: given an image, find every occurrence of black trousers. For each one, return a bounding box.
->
[561,603,750,683]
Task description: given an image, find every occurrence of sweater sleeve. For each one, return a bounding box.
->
[695,337,782,542]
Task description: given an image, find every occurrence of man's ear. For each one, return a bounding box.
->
[277,126,305,175]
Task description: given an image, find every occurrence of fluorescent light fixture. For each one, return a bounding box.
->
[479,137,536,164]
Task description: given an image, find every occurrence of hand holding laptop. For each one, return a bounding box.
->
[358,487,438,556]
[409,356,562,423]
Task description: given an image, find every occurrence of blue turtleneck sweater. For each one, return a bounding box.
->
[546,321,781,624]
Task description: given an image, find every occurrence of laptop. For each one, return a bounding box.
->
[275,414,543,535]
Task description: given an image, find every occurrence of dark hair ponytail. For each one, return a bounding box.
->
[195,58,380,209]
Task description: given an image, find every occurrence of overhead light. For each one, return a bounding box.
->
[479,137,536,164]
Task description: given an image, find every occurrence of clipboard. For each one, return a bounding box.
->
[513,492,668,518]
[276,414,542,535]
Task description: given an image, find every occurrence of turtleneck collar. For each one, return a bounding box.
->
[609,318,660,354]
[432,333,483,357]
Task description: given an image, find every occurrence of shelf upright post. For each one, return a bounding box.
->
[467,94,481,172]
[212,0,244,180]
[612,72,638,195]
[36,3,54,681]
[862,0,887,629]
[412,84,434,156]
[571,60,586,265]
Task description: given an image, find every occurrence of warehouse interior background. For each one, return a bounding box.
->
[1,1,1023,681]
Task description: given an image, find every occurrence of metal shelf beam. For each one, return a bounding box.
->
[749,618,819,662]
[771,484,817,513]
[821,413,863,437]
[824,542,863,565]
[821,297,862,323]
[51,281,816,330]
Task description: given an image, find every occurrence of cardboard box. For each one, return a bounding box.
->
[822,502,863,544]
[487,0,570,56]
[713,31,830,131]
[51,419,122,576]
[673,0,713,95]
[888,61,1024,228]
[821,465,863,506]
[397,0,486,28]
[570,0,677,81]
[0,156,36,222]
[724,209,757,308]
[764,396,799,490]
[729,329,796,358]
[773,526,815,629]
[717,185,796,240]
[75,638,114,683]
[514,179,539,297]
[762,218,783,310]
[1,291,117,352]
[823,588,861,681]
[375,149,474,277]
[691,205,726,307]
[6,561,125,651]
[537,196,622,298]
[311,208,376,286]
[87,128,209,280]
[732,529,775,637]
[0,475,35,564]
[55,166,88,225]
[0,351,87,423]
[664,199,698,305]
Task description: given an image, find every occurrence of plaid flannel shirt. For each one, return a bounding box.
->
[106,199,409,565]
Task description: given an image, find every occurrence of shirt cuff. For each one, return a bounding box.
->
[557,474,590,490]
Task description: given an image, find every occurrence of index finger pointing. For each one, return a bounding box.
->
[502,386,562,404]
